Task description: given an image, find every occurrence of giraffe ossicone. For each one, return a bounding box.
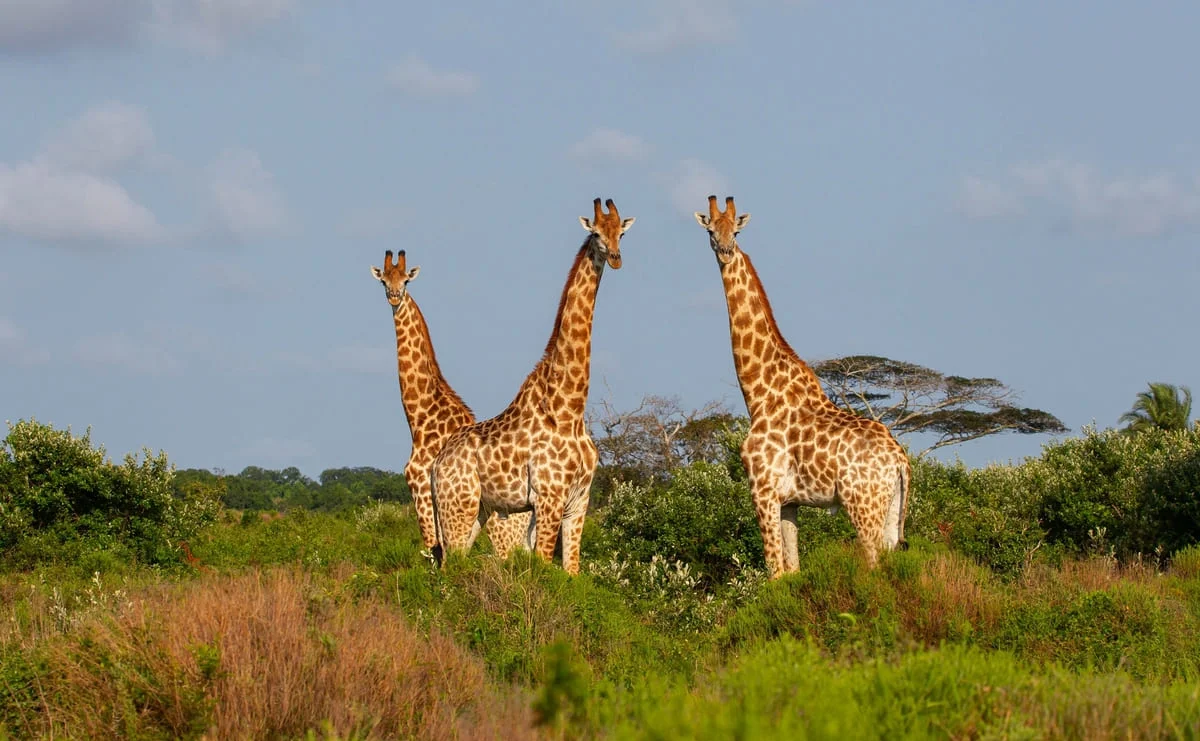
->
[371,249,530,558]
[697,195,910,576]
[430,197,634,574]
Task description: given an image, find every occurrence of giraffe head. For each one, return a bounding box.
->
[694,195,750,266]
[370,250,420,314]
[578,198,634,269]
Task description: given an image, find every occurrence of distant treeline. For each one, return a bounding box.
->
[173,466,410,513]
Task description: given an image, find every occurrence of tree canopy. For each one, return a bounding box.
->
[811,355,1067,457]
[1120,382,1193,434]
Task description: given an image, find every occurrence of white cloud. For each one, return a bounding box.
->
[0,162,165,244]
[0,317,50,366]
[665,158,731,215]
[206,149,289,238]
[0,103,166,246]
[569,128,650,163]
[386,55,479,97]
[74,332,179,375]
[960,159,1200,237]
[147,0,294,54]
[615,0,736,53]
[0,0,143,54]
[39,102,156,174]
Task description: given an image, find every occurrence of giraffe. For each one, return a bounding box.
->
[430,198,634,574]
[370,250,529,559]
[694,196,909,575]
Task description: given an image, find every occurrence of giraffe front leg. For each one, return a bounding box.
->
[559,479,593,576]
[404,463,438,549]
[743,447,787,578]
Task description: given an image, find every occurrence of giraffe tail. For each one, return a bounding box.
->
[429,465,445,566]
[884,461,910,551]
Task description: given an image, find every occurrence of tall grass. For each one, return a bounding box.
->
[1,567,535,739]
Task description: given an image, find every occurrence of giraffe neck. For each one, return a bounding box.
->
[720,248,834,416]
[392,297,474,433]
[518,239,605,424]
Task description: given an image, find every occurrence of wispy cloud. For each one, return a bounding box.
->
[38,101,157,173]
[147,0,294,54]
[664,158,731,215]
[959,159,1200,237]
[206,148,290,239]
[0,163,165,245]
[0,0,143,55]
[0,0,294,56]
[386,55,479,97]
[0,102,166,246]
[0,317,50,366]
[615,0,736,53]
[569,128,650,163]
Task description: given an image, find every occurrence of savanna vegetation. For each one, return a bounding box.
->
[2,380,1199,739]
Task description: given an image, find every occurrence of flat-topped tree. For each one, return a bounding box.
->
[695,196,909,574]
[371,250,529,557]
[431,198,634,574]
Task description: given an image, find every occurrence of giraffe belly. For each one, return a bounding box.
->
[786,468,839,509]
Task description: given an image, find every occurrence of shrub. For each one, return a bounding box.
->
[584,463,764,585]
[0,420,219,570]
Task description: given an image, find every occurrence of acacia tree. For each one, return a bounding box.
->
[811,355,1067,457]
[1120,382,1193,434]
[589,394,734,486]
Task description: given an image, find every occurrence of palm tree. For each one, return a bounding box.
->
[1119,382,1193,433]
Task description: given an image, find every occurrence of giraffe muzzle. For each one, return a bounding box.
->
[606,251,622,269]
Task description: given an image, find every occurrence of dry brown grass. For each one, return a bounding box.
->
[21,567,537,740]
[910,551,1004,640]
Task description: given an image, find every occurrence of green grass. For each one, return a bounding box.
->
[4,504,1200,739]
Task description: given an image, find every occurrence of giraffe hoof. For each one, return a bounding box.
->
[431,544,444,566]
[898,540,910,552]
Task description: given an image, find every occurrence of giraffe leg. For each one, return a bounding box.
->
[842,487,886,569]
[743,446,787,578]
[486,511,530,559]
[403,462,438,549]
[431,451,482,562]
[781,503,800,572]
[559,476,593,576]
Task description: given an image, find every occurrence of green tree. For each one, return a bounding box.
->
[812,355,1067,457]
[1120,382,1193,434]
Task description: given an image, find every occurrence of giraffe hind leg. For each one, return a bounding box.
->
[780,503,800,573]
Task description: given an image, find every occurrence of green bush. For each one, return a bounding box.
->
[0,420,219,569]
[584,462,764,585]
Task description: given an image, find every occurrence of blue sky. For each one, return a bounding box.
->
[2,1,1197,477]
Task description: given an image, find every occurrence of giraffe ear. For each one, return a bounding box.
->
[694,212,711,228]
[579,216,594,232]
[370,266,384,280]
[620,216,635,233]
[734,213,751,231]
[406,266,421,282]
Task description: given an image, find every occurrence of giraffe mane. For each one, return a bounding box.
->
[739,250,818,377]
[538,239,592,360]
